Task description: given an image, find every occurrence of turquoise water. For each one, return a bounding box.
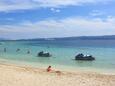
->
[0,40,115,73]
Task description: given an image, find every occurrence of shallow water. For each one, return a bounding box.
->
[0,40,115,73]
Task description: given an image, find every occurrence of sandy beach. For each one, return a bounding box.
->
[0,62,114,86]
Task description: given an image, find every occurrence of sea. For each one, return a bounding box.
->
[0,39,115,73]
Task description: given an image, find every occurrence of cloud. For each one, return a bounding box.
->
[89,10,105,16]
[50,8,60,13]
[0,16,115,39]
[0,0,114,12]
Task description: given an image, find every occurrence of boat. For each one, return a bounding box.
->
[37,51,52,57]
[75,53,95,61]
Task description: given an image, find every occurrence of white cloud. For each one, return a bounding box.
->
[50,8,60,13]
[0,16,115,39]
[89,10,105,16]
[0,0,113,12]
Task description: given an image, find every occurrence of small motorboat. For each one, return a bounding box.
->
[37,51,52,57]
[75,53,95,61]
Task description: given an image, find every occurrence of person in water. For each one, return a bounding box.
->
[4,48,6,52]
[47,66,52,72]
[16,48,20,52]
[27,50,30,54]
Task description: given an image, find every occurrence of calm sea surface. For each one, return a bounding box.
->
[0,40,115,73]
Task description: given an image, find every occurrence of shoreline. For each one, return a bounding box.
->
[0,58,115,75]
[0,59,115,86]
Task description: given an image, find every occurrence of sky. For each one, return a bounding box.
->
[0,0,115,39]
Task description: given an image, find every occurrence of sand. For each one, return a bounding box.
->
[0,63,115,86]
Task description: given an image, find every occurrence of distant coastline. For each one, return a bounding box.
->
[1,35,115,41]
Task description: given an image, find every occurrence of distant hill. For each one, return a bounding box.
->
[55,35,115,40]
[0,38,12,41]
[18,35,115,41]
[1,35,115,41]
[0,38,7,41]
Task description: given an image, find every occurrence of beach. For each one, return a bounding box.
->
[0,40,115,86]
[0,0,115,85]
[0,62,115,86]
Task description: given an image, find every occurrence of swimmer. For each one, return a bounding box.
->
[16,48,20,52]
[27,50,30,54]
[4,48,6,52]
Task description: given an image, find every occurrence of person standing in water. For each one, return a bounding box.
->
[4,48,6,52]
[27,50,30,54]
[16,48,20,52]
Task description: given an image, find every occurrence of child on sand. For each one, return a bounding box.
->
[47,66,52,72]
[46,66,62,75]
